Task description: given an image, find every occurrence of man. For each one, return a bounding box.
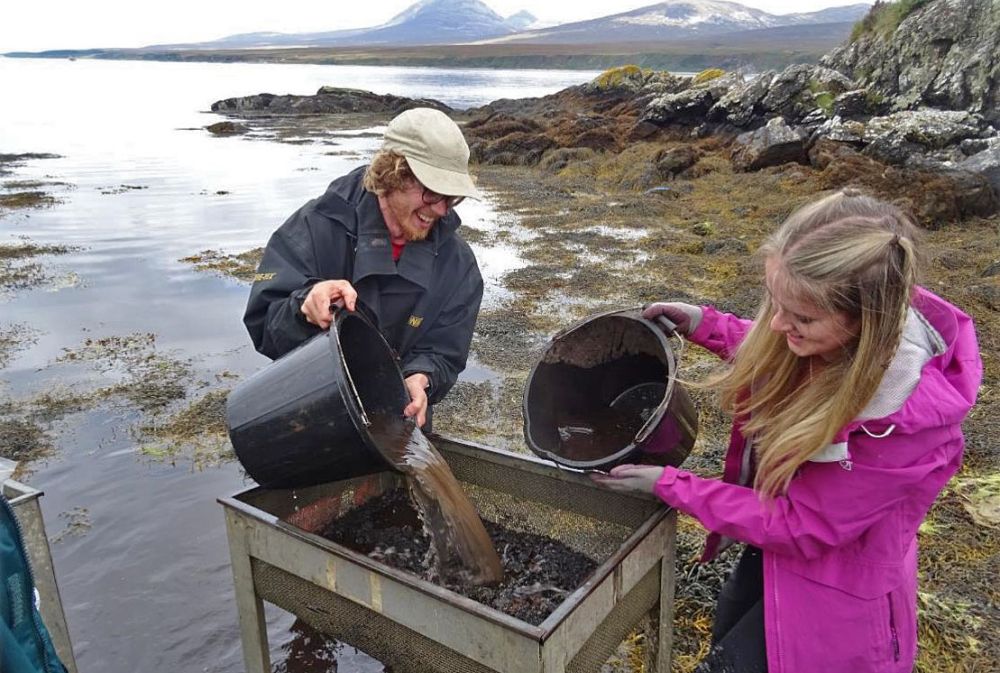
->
[244,107,483,428]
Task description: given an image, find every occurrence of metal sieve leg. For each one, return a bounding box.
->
[654,511,677,672]
[225,510,271,673]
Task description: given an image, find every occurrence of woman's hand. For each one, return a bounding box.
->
[403,373,430,428]
[589,464,665,495]
[641,301,702,335]
[301,280,358,329]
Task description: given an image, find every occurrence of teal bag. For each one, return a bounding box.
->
[1,494,67,673]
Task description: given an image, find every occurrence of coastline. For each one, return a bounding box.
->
[2,37,840,74]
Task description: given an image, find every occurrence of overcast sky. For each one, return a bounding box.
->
[1,0,871,52]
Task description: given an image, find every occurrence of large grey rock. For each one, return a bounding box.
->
[760,65,854,122]
[814,116,866,144]
[832,89,882,118]
[861,110,990,164]
[642,72,746,126]
[696,72,744,99]
[823,0,1000,122]
[959,146,1000,200]
[731,117,808,172]
[708,71,775,127]
[643,88,717,125]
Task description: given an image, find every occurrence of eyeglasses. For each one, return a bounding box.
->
[420,186,464,209]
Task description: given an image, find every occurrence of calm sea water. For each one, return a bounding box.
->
[0,57,599,673]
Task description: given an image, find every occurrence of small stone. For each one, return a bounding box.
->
[692,222,715,236]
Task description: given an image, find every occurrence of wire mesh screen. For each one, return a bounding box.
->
[254,560,498,673]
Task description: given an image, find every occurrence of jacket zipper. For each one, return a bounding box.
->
[887,593,900,662]
[2,495,57,673]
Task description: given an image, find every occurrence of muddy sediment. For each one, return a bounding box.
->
[319,487,598,626]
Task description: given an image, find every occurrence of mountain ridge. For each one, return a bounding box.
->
[479,0,871,45]
[134,0,870,51]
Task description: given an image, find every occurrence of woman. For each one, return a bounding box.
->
[593,191,982,673]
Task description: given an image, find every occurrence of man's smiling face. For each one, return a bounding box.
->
[381,178,450,243]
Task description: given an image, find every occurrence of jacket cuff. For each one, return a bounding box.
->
[291,285,313,324]
[653,466,685,508]
[688,305,719,345]
[401,365,435,399]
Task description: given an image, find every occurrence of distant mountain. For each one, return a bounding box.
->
[6,0,871,57]
[480,0,871,45]
[160,0,523,50]
[360,0,516,44]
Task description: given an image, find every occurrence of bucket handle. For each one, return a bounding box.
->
[653,315,686,364]
[631,313,687,446]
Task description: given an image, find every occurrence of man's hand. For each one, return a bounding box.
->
[589,464,665,495]
[403,373,430,428]
[300,280,358,329]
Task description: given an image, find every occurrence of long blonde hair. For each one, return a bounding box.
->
[709,190,922,498]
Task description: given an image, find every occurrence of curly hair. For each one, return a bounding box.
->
[363,150,415,195]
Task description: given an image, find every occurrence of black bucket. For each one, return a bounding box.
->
[523,308,697,471]
[226,308,409,489]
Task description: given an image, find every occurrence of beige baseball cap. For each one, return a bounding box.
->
[382,107,483,201]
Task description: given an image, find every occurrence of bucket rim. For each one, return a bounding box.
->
[329,308,409,473]
[522,307,684,469]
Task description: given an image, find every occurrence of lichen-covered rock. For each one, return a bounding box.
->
[637,73,692,101]
[642,88,716,125]
[760,64,851,123]
[960,137,1000,156]
[861,110,991,164]
[832,89,884,118]
[813,116,867,145]
[585,65,653,94]
[708,71,775,127]
[823,0,1000,122]
[692,68,726,86]
[694,72,743,98]
[731,117,808,172]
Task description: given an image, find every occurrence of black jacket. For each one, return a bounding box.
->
[244,166,483,404]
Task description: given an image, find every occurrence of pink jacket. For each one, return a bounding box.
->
[653,287,982,673]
